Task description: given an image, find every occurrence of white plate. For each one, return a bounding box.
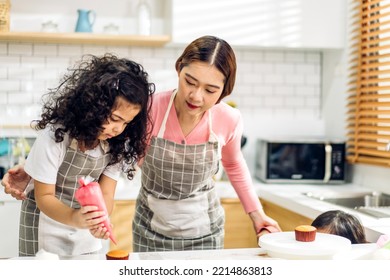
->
[258,232,352,259]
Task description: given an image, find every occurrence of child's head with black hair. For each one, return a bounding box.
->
[311,210,368,244]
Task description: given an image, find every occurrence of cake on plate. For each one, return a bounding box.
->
[295,225,317,242]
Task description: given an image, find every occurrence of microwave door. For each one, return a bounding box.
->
[323,143,332,183]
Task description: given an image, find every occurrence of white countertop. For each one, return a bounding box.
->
[128,243,379,260]
[7,248,269,260]
[10,244,381,260]
[130,247,271,260]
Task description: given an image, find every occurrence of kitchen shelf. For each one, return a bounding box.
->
[0,32,171,47]
[1,124,34,129]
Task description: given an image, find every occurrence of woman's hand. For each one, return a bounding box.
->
[248,209,282,238]
[1,164,31,200]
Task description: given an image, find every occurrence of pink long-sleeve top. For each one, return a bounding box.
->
[145,90,262,214]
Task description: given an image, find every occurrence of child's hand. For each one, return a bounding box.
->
[90,224,111,240]
[72,205,107,229]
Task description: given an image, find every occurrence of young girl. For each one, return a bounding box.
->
[20,53,154,256]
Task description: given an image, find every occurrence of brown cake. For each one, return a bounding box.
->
[106,249,129,260]
[294,225,317,242]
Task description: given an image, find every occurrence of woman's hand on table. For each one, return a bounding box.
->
[249,209,282,238]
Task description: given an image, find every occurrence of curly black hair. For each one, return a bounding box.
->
[32,53,155,180]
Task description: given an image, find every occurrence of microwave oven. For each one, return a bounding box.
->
[255,139,346,184]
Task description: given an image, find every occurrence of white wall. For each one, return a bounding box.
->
[322,49,347,140]
[172,0,345,49]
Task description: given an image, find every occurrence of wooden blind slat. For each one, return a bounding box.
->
[347,148,390,158]
[346,155,390,166]
[347,140,388,149]
[346,127,390,134]
[346,110,390,116]
[351,93,390,100]
[358,78,390,85]
[360,69,390,77]
[357,86,390,92]
[347,117,390,124]
[347,132,390,141]
[347,117,390,122]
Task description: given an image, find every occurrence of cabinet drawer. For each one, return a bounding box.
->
[109,200,136,252]
[221,198,258,248]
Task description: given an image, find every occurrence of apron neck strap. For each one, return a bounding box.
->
[158,90,176,138]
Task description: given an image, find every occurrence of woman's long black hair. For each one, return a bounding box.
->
[33,53,155,180]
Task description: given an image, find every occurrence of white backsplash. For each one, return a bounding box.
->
[0,42,322,121]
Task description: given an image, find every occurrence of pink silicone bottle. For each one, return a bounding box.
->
[75,177,117,245]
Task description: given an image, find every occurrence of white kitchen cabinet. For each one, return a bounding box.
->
[0,199,21,258]
[171,0,346,49]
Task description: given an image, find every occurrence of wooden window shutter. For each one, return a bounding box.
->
[347,0,390,167]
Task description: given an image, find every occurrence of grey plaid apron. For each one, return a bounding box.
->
[133,91,225,252]
[19,139,111,256]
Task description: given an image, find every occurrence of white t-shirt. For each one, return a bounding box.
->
[24,126,121,192]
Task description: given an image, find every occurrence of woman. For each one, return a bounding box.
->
[132,35,280,251]
[2,36,280,252]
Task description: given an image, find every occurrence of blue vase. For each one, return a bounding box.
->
[75,9,96,32]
